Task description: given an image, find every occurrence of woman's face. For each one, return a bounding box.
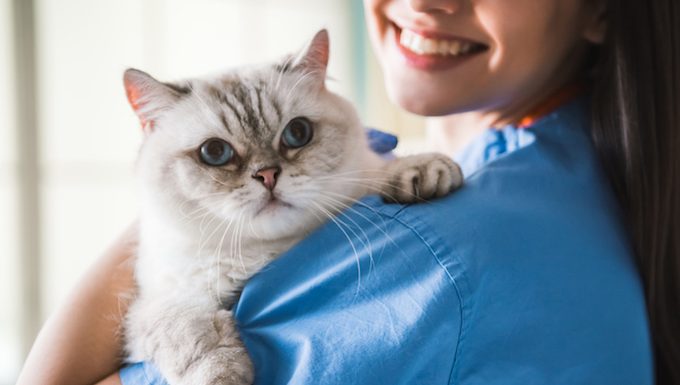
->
[364,0,605,119]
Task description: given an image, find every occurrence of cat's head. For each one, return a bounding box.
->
[125,30,369,240]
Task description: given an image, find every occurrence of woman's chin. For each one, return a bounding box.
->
[385,79,463,117]
[382,57,491,117]
[394,95,450,117]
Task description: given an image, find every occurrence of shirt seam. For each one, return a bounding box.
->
[388,204,472,384]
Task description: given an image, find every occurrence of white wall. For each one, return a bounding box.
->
[0,0,20,381]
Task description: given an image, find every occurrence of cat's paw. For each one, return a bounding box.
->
[167,309,253,385]
[179,345,254,385]
[381,153,463,203]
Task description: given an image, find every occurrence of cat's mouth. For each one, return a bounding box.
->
[254,195,293,216]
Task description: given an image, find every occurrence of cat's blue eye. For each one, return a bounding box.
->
[281,117,313,149]
[199,138,234,166]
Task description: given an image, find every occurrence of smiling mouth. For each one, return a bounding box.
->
[398,27,487,57]
[392,23,489,59]
[390,23,488,71]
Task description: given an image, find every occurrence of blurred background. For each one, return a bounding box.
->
[0,0,427,383]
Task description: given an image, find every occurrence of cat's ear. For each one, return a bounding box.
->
[292,29,330,87]
[123,68,188,134]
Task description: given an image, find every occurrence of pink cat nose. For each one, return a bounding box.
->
[252,166,281,191]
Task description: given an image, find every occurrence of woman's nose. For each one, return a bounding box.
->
[407,0,461,14]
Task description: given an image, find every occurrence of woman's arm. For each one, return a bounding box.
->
[16,222,138,385]
[94,374,123,385]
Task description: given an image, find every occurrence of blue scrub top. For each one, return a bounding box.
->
[120,97,653,385]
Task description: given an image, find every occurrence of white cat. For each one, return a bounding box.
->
[123,30,462,385]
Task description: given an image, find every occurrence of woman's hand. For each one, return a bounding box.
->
[16,222,138,385]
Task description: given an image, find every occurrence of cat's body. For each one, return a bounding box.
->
[123,30,462,385]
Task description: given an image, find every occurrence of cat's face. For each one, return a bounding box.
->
[126,31,367,240]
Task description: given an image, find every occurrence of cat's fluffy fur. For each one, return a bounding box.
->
[123,30,462,385]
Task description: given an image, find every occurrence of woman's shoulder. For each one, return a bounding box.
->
[389,106,653,383]
[234,194,465,384]
[395,96,637,282]
[232,99,653,384]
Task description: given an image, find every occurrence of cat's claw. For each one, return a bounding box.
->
[382,153,463,203]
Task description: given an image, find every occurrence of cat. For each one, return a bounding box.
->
[122,29,463,385]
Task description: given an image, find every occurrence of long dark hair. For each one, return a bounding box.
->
[591,0,680,383]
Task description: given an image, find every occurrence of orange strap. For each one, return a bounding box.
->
[516,82,587,129]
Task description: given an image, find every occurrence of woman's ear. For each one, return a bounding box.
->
[582,0,607,44]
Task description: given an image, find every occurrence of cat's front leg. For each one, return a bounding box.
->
[126,295,253,385]
[173,308,253,385]
[380,153,463,203]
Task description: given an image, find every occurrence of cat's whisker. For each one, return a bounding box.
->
[179,201,214,222]
[214,209,246,301]
[175,208,218,235]
[314,176,397,186]
[209,215,234,301]
[315,173,388,181]
[285,70,318,102]
[247,216,262,240]
[316,168,390,178]
[235,214,248,275]
[176,203,209,226]
[197,212,227,258]
[316,192,396,242]
[310,194,406,279]
[177,194,217,218]
[300,180,403,204]
[331,193,430,257]
[187,211,214,234]
[317,176,430,203]
[187,198,243,237]
[298,201,327,227]
[233,215,241,273]
[227,214,239,277]
[208,174,231,187]
[311,201,363,296]
[177,191,232,219]
[199,200,243,235]
[276,54,297,92]
[198,209,232,257]
[188,82,225,130]
[225,210,242,278]
[314,197,375,267]
[178,198,199,217]
[180,205,209,221]
[314,176,397,189]
[196,217,214,255]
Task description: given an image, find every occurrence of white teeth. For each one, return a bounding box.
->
[449,40,461,55]
[399,28,478,57]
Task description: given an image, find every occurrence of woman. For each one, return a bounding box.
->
[18,0,679,384]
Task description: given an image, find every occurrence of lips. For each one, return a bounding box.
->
[391,23,488,71]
